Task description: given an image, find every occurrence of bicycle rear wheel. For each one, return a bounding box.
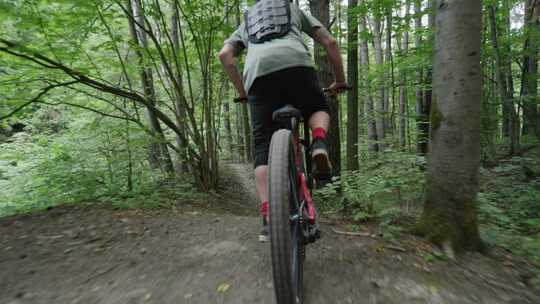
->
[268,129,304,304]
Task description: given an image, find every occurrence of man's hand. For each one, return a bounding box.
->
[324,82,350,97]
[234,95,248,103]
[326,81,349,94]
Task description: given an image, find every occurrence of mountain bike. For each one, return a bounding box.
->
[235,88,345,304]
[267,103,322,304]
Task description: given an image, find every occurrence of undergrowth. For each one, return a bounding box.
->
[314,145,540,269]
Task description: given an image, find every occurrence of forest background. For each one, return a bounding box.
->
[0,0,539,269]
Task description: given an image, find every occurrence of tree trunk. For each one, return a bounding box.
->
[241,104,252,162]
[417,0,484,253]
[522,0,539,137]
[347,0,359,171]
[128,0,175,175]
[359,9,378,153]
[421,0,435,155]
[372,14,386,150]
[414,0,427,156]
[310,0,341,177]
[488,5,520,155]
[222,88,234,161]
[170,4,189,173]
[235,104,244,162]
[385,9,393,137]
[399,4,410,150]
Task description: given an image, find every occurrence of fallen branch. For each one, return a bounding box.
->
[331,228,373,237]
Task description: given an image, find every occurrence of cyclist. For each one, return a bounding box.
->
[218,0,348,242]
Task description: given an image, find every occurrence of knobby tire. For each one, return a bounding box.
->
[268,129,304,304]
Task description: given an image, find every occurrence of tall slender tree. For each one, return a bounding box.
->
[127,0,175,175]
[372,12,386,150]
[399,3,410,150]
[359,4,378,153]
[347,0,359,171]
[170,2,189,172]
[488,4,520,155]
[522,0,539,137]
[414,0,427,155]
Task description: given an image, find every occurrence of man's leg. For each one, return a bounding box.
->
[309,111,332,178]
[308,110,330,132]
[255,165,269,218]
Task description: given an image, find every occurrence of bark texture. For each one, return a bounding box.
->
[417,0,484,253]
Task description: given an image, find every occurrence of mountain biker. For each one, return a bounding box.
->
[218,0,347,242]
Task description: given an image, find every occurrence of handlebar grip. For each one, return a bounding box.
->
[323,86,353,93]
[233,97,248,103]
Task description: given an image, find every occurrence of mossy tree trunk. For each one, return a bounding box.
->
[417,0,484,253]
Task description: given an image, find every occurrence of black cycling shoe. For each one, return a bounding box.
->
[311,138,332,180]
[259,218,269,243]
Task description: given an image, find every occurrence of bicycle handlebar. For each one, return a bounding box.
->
[233,97,248,103]
[233,86,352,102]
[322,86,353,94]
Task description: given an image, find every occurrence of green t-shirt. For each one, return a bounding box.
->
[224,3,323,93]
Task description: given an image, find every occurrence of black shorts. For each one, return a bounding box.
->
[248,66,329,168]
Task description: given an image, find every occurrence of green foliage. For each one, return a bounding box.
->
[316,151,425,225]
[0,106,176,217]
[478,152,540,264]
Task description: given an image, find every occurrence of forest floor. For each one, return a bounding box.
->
[1,164,539,304]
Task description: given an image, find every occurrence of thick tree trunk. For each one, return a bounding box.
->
[128,0,175,175]
[522,0,539,137]
[417,0,484,253]
[310,0,341,177]
[488,5,520,155]
[347,0,359,171]
[359,10,378,153]
[372,15,386,150]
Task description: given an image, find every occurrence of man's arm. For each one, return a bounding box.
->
[218,44,247,99]
[311,27,348,92]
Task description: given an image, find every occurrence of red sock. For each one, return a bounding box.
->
[260,201,269,221]
[312,128,327,140]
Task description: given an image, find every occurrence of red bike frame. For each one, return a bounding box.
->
[292,127,316,225]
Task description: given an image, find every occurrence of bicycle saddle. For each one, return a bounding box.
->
[272,105,303,123]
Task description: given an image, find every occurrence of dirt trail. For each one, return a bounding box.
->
[0,164,538,304]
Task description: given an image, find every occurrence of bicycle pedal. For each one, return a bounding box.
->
[305,225,321,244]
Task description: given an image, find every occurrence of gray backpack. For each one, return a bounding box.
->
[244,0,292,44]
